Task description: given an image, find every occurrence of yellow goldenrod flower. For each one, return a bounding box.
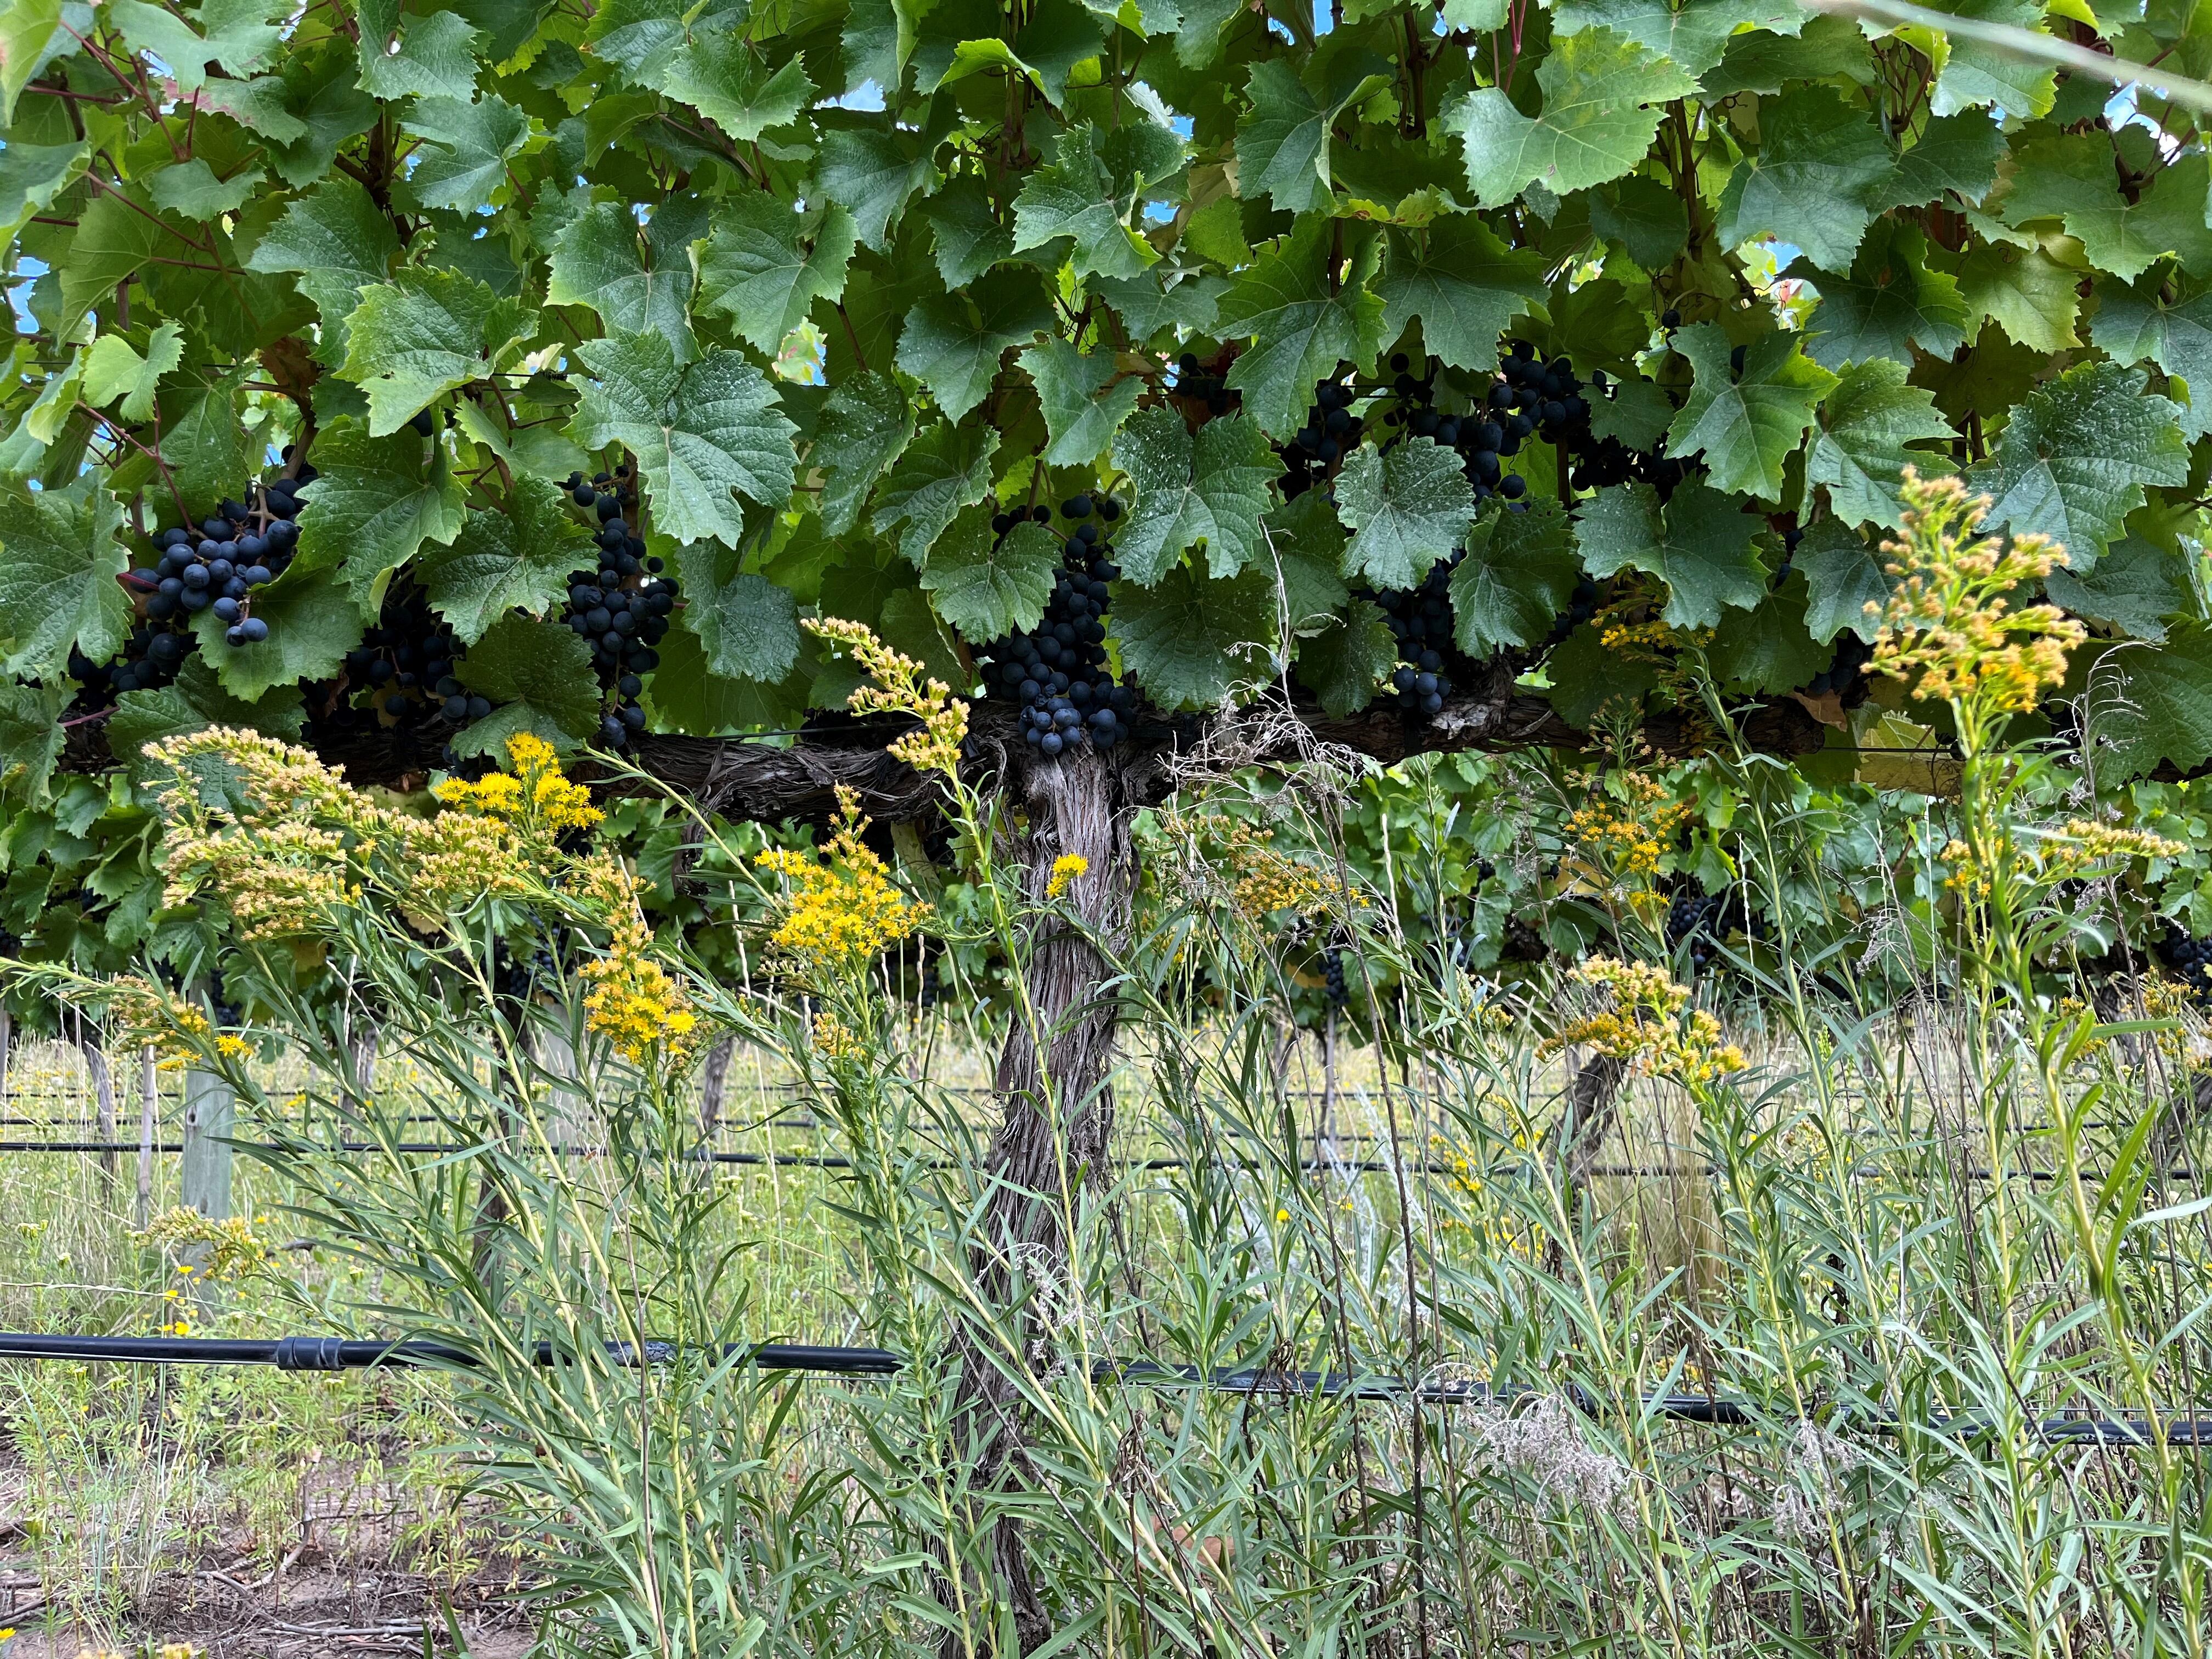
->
[804,617,969,779]
[1565,771,1692,881]
[754,787,928,981]
[1047,853,1089,898]
[1543,956,1747,1084]
[1869,469,2085,742]
[811,1010,865,1062]
[574,856,704,1065]
[435,731,602,835]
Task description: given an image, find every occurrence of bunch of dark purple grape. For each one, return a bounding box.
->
[127,470,309,656]
[557,467,678,749]
[978,494,1137,756]
[344,582,479,728]
[1666,881,1771,974]
[2157,927,2212,1005]
[1280,374,1367,497]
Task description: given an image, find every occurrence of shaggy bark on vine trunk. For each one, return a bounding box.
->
[942,747,1136,1656]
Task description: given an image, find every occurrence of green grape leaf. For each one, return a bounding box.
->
[1011,123,1166,280]
[1028,338,1144,467]
[188,560,361,701]
[0,0,63,127]
[0,475,129,681]
[294,418,469,618]
[1110,407,1280,585]
[1111,562,1277,709]
[1446,26,1697,206]
[2092,279,2212,441]
[547,197,704,363]
[812,371,916,538]
[1376,217,1547,374]
[1929,0,2057,120]
[1955,241,2080,352]
[157,374,257,518]
[1543,620,1661,727]
[1589,175,1689,268]
[1451,498,1579,654]
[1716,87,1897,273]
[1666,323,1837,501]
[1795,517,1890,644]
[110,0,280,97]
[1805,358,1956,530]
[356,0,480,100]
[650,25,814,141]
[1589,373,1675,450]
[0,680,66,802]
[1216,216,1386,439]
[415,475,595,644]
[1334,437,1475,591]
[919,505,1058,640]
[1261,489,1352,635]
[1577,481,1765,628]
[1235,56,1389,215]
[399,95,532,213]
[873,420,998,569]
[670,544,803,682]
[698,198,857,358]
[920,177,1014,287]
[81,323,182,424]
[1792,221,1968,371]
[1884,111,2006,209]
[2047,536,2196,642]
[266,36,377,188]
[2002,138,2212,283]
[340,266,538,435]
[1706,570,1829,693]
[1095,272,1224,342]
[1553,0,1803,76]
[244,176,401,365]
[0,139,86,242]
[895,268,1055,422]
[651,615,805,735]
[453,614,604,754]
[1296,598,1398,716]
[1967,360,2188,571]
[569,332,800,546]
[816,123,933,252]
[2101,623,2212,778]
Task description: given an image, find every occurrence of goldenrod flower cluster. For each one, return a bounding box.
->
[1565,772,1691,878]
[139,1205,270,1282]
[805,617,969,780]
[398,808,535,913]
[1942,818,2184,898]
[1869,469,2085,723]
[2044,819,2186,874]
[1047,853,1090,898]
[1544,956,1747,1084]
[434,732,603,836]
[161,815,358,939]
[811,1010,865,1062]
[1223,822,1355,919]
[574,856,701,1064]
[147,726,624,936]
[754,787,927,981]
[106,978,213,1066]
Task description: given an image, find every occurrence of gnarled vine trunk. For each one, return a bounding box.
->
[943,747,1136,1656]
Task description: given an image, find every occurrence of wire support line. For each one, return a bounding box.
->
[3,1331,2209,1445]
[5,1137,2211,1189]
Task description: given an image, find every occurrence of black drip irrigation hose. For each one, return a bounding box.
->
[3,1331,2210,1445]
